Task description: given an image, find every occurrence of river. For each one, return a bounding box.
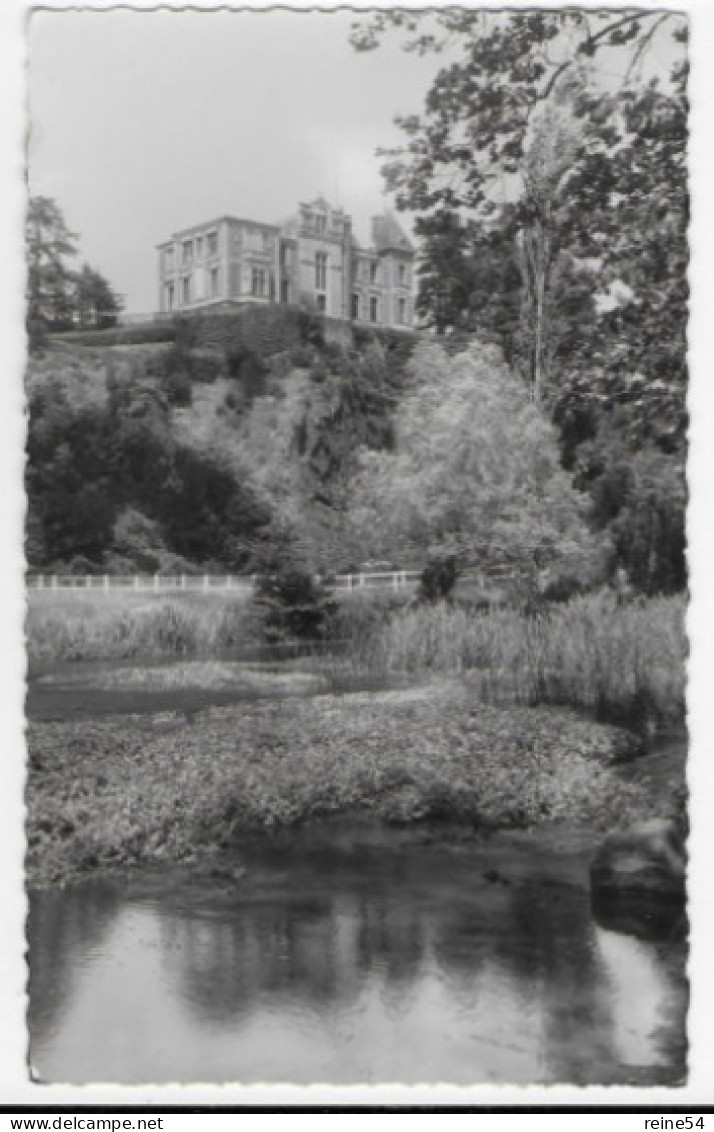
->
[27,816,687,1086]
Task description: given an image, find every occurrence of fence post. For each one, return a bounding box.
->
[52,574,58,591]
[38,574,44,590]
[359,573,365,588]
[181,574,186,591]
[134,575,139,591]
[203,574,209,592]
[104,574,109,591]
[153,575,159,592]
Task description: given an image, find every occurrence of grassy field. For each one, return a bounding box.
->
[26,680,654,888]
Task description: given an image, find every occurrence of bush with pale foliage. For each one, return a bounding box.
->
[349,339,609,582]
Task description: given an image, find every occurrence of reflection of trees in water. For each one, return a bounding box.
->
[160,895,360,1023]
[431,876,632,1084]
[499,879,615,1084]
[355,894,428,989]
[27,884,121,1059]
[159,859,683,1084]
[160,883,431,1025]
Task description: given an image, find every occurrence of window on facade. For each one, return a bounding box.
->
[251,268,266,297]
[369,262,378,284]
[166,283,175,311]
[195,236,204,259]
[398,298,406,325]
[398,263,406,285]
[207,232,218,257]
[315,252,327,290]
[164,247,174,272]
[369,295,379,323]
[182,240,193,264]
[316,294,326,313]
[315,213,327,234]
[351,293,360,320]
[247,229,270,253]
[281,279,290,303]
[182,276,191,304]
[281,244,293,268]
[210,267,219,297]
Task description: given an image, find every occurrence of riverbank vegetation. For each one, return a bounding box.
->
[27,585,686,731]
[27,681,655,888]
[366,591,687,731]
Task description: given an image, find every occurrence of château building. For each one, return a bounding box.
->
[157,196,415,329]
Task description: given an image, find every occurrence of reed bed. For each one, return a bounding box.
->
[373,591,686,728]
[26,590,259,665]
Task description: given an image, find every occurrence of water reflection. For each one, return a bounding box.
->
[27,829,687,1084]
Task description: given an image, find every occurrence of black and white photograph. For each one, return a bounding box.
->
[4,0,709,1103]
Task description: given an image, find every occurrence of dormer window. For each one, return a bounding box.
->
[182,240,193,264]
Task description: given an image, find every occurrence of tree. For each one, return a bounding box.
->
[26,196,78,344]
[350,9,687,413]
[74,264,123,329]
[253,568,338,643]
[348,340,609,584]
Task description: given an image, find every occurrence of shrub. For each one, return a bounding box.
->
[226,347,267,403]
[290,345,316,368]
[419,554,459,603]
[190,351,225,383]
[162,367,192,407]
[254,568,338,643]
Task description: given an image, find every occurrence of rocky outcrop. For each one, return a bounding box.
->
[590,818,686,938]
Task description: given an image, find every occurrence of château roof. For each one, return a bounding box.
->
[371,212,415,255]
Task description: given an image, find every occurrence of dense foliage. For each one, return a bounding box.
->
[25,365,273,573]
[351,9,688,593]
[349,340,608,586]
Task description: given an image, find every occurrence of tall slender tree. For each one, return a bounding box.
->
[26,196,78,343]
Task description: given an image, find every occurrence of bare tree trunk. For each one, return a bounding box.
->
[519,203,554,406]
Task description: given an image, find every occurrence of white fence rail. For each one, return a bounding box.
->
[27,571,424,595]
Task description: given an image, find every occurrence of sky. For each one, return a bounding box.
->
[27,8,450,312]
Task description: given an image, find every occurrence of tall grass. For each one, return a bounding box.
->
[373,591,686,728]
[26,590,260,665]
